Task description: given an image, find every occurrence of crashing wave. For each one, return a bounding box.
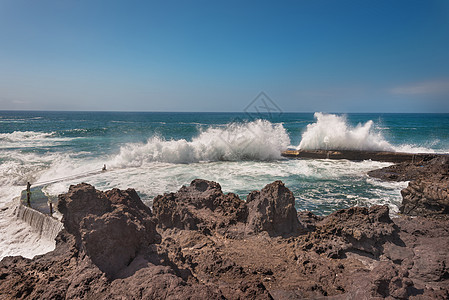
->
[110,119,290,166]
[298,113,395,151]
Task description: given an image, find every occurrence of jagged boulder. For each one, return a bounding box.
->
[57,183,113,235]
[154,179,303,237]
[58,183,158,278]
[245,181,302,236]
[152,179,248,232]
[401,178,449,216]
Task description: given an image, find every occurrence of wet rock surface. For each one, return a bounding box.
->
[401,177,449,216]
[369,155,449,217]
[1,179,449,299]
[368,155,449,182]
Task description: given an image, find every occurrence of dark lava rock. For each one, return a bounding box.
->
[297,211,324,231]
[401,178,449,216]
[369,155,449,217]
[153,179,302,237]
[368,155,449,182]
[152,179,248,233]
[391,216,449,298]
[58,183,158,278]
[0,183,258,299]
[292,208,449,299]
[297,205,396,259]
[245,181,302,236]
[2,180,449,299]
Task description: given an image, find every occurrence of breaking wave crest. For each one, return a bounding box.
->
[298,113,394,151]
[298,113,436,153]
[110,119,290,166]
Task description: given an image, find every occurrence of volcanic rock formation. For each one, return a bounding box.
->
[1,178,449,299]
[369,155,449,217]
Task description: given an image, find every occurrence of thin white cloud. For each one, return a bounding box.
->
[0,97,27,104]
[296,86,366,98]
[390,79,449,96]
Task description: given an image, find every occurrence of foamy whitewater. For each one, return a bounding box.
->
[1,111,448,260]
[299,113,394,151]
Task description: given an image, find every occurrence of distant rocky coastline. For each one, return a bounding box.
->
[1,156,449,299]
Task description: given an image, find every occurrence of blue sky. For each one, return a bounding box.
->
[1,0,448,112]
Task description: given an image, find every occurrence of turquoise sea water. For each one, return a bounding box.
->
[1,111,448,216]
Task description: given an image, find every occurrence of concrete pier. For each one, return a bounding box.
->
[16,186,63,240]
[281,149,447,163]
[20,186,57,215]
[15,204,63,241]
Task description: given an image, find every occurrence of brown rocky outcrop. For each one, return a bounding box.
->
[57,183,159,278]
[152,179,248,234]
[152,179,302,237]
[369,155,449,217]
[0,182,272,299]
[245,180,302,236]
[1,179,449,299]
[297,205,396,259]
[0,183,217,299]
[401,177,449,216]
[368,155,449,182]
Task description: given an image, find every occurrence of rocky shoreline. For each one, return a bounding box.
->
[1,156,449,299]
[368,155,449,218]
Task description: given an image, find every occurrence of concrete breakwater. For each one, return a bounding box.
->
[15,185,63,242]
[281,149,447,163]
[15,204,63,241]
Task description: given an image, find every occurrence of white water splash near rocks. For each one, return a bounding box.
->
[0,199,57,260]
[110,119,290,166]
[298,113,394,151]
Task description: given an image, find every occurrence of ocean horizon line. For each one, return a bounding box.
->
[1,110,448,115]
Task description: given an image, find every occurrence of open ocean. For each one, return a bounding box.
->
[1,111,448,259]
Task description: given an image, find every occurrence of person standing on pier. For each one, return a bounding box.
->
[26,182,31,207]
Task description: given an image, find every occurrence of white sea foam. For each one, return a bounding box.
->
[0,168,59,260]
[0,149,104,260]
[0,131,55,142]
[298,113,394,151]
[394,144,435,154]
[0,131,77,149]
[110,119,290,167]
[298,113,436,153]
[0,151,57,187]
[0,199,56,260]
